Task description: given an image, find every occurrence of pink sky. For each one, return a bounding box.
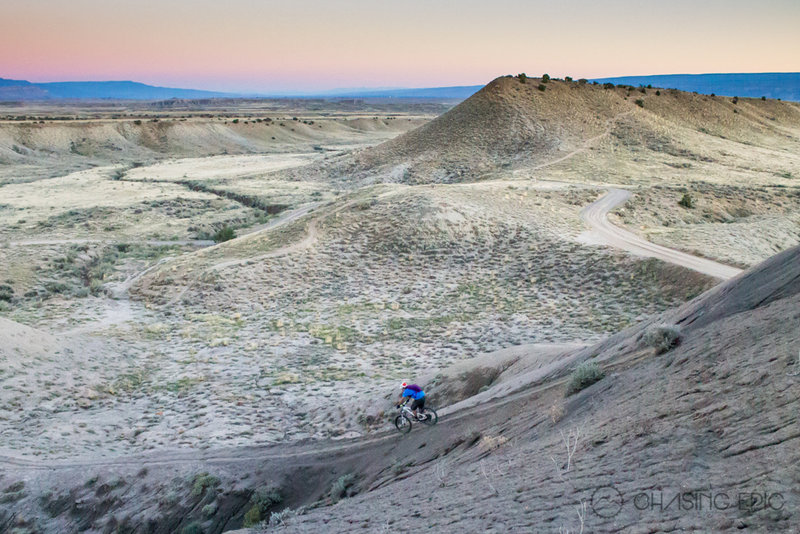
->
[2,0,798,92]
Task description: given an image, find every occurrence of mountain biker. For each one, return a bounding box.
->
[397,382,427,420]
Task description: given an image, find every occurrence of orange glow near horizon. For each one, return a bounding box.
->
[2,0,799,92]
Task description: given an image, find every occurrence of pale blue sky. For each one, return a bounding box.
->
[1,0,798,92]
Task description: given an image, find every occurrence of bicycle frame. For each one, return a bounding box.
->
[399,404,427,420]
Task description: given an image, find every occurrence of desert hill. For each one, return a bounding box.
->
[289,75,800,268]
[0,116,427,185]
[316,75,800,184]
[350,76,627,182]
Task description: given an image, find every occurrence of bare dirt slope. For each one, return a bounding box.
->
[2,246,797,533]
[251,244,800,533]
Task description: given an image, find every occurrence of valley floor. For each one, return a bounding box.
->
[0,91,798,532]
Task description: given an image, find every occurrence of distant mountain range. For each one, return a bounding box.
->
[590,73,800,101]
[0,79,237,101]
[1,73,798,101]
[312,85,484,99]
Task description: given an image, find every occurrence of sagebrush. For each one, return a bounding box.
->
[565,361,605,396]
[644,324,683,354]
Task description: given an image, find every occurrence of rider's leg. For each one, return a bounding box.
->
[411,398,421,418]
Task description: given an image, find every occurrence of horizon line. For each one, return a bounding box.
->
[3,71,800,95]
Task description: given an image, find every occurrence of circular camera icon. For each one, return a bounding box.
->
[591,485,624,518]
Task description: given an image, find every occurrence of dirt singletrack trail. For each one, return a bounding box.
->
[0,337,658,473]
[209,205,320,272]
[529,111,634,173]
[581,188,743,280]
[165,202,320,305]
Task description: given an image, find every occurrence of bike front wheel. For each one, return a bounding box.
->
[394,413,412,434]
[420,407,438,425]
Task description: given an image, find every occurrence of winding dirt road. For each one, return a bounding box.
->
[580,188,743,280]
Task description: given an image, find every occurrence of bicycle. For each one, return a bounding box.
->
[394,403,438,434]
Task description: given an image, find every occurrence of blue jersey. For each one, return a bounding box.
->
[402,384,425,400]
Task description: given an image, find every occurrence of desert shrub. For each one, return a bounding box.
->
[644,324,683,354]
[761,96,766,101]
[202,502,218,517]
[578,78,588,85]
[330,474,356,503]
[354,198,376,210]
[89,278,105,296]
[1,481,26,503]
[565,76,573,82]
[191,473,220,497]
[0,284,13,302]
[732,96,739,104]
[4,481,24,493]
[181,523,204,534]
[635,99,644,108]
[243,486,282,527]
[44,281,70,295]
[565,361,605,396]
[541,73,550,83]
[243,505,262,527]
[603,82,615,89]
[269,507,300,526]
[213,226,236,243]
[517,73,527,83]
[232,118,239,124]
[655,90,661,96]
[538,84,547,92]
[678,193,695,209]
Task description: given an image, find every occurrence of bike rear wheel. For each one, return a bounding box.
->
[394,413,412,434]
[420,407,438,425]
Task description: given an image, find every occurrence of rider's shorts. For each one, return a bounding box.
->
[410,397,425,411]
